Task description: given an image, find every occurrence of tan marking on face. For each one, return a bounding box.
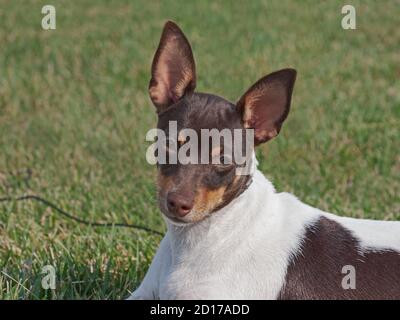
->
[232,174,241,186]
[217,174,242,204]
[191,186,226,221]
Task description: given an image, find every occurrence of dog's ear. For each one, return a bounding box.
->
[149,21,196,111]
[236,69,296,145]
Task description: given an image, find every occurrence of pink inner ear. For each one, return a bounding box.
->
[238,69,296,144]
[243,85,287,140]
[149,22,196,109]
[149,78,170,107]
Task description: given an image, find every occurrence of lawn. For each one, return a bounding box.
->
[0,0,399,299]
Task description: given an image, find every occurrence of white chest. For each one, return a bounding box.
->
[157,207,314,299]
[158,242,289,300]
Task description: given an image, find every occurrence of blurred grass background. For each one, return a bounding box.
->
[0,0,399,299]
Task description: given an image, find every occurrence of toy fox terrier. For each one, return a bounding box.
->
[129,21,400,300]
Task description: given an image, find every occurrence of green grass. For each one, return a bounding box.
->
[0,0,399,299]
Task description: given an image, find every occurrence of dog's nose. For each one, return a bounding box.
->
[167,192,194,217]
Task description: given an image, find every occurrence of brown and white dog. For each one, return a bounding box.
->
[129,21,400,300]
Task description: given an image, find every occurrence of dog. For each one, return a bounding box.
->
[129,21,400,300]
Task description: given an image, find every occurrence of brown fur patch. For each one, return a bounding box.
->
[279,216,400,299]
[157,173,174,192]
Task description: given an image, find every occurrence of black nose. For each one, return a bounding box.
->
[167,191,194,217]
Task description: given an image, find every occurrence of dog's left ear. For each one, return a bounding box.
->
[149,21,196,111]
[237,69,296,145]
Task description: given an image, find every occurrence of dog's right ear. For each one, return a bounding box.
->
[149,21,196,111]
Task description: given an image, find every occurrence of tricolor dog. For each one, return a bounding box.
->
[129,21,400,300]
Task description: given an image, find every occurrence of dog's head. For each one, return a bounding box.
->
[149,21,296,225]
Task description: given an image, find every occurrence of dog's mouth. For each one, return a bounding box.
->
[163,213,193,226]
[161,208,196,226]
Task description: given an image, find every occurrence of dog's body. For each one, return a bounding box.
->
[129,21,400,300]
[130,167,400,300]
